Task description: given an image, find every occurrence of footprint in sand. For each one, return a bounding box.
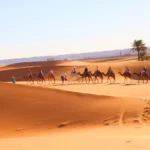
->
[133,120,140,124]
[103,116,119,126]
[140,99,150,123]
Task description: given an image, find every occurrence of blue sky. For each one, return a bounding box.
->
[0,0,150,59]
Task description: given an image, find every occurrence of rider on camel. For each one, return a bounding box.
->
[71,66,76,74]
[28,69,32,78]
[95,66,100,73]
[141,66,147,75]
[40,70,44,77]
[84,66,88,74]
[123,66,129,75]
[107,66,112,75]
[49,69,54,75]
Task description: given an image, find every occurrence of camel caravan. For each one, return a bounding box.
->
[22,65,149,85]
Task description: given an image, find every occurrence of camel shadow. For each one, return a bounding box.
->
[52,82,93,86]
[122,83,138,86]
[104,82,120,85]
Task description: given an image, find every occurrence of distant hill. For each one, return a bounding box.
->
[0,48,150,65]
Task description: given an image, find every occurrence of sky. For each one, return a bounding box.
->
[0,0,150,59]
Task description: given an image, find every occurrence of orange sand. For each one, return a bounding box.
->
[0,57,150,150]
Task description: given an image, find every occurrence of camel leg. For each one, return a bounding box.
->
[31,78,34,85]
[146,78,148,84]
[90,76,92,83]
[138,76,140,84]
[130,77,132,83]
[114,78,115,83]
[87,77,89,83]
[97,77,99,83]
[95,77,97,83]
[113,76,115,83]
[124,78,126,84]
[88,77,90,83]
[108,77,110,84]
[110,78,111,84]
[96,77,99,83]
[142,77,144,84]
[83,77,85,83]
[86,77,87,83]
[86,77,88,83]
[101,76,103,83]
[82,77,83,83]
[29,79,31,85]
[147,77,149,84]
[140,76,144,84]
[90,76,93,83]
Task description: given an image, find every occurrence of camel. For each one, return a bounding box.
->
[47,73,55,84]
[103,72,116,83]
[35,73,46,85]
[133,72,149,84]
[67,73,81,84]
[23,74,34,85]
[77,71,93,83]
[90,70,104,83]
[118,72,132,83]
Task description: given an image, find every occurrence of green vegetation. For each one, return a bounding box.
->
[131,40,147,61]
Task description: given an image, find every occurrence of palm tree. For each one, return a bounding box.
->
[131,40,147,61]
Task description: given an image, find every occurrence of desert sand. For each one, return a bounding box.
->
[0,57,150,149]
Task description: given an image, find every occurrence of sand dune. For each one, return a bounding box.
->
[1,82,150,150]
[0,82,147,138]
[0,58,150,149]
[1,126,150,150]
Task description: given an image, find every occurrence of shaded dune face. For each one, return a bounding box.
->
[0,60,70,81]
[0,83,144,138]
